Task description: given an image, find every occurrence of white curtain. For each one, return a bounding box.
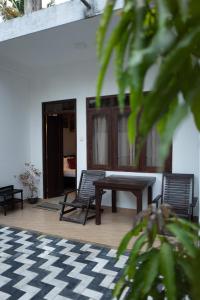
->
[146,127,161,167]
[118,115,135,166]
[93,116,108,165]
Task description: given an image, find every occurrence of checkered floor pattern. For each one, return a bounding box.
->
[0,226,128,300]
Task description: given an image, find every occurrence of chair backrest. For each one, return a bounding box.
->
[78,170,105,200]
[162,173,194,217]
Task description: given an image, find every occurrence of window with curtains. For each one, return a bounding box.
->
[86,95,172,172]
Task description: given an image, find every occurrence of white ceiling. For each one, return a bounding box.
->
[0,15,104,72]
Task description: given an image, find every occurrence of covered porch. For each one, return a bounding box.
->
[0,2,199,233]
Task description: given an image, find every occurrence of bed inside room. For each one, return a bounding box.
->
[63,155,76,189]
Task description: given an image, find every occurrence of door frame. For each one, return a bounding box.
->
[42,99,77,199]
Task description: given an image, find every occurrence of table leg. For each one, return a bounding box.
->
[133,191,142,214]
[11,196,15,210]
[95,187,102,225]
[3,197,6,216]
[21,191,23,210]
[148,186,152,206]
[112,190,117,213]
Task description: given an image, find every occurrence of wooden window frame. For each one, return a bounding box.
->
[86,95,172,173]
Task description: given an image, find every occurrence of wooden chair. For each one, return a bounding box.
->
[153,173,198,220]
[59,170,105,225]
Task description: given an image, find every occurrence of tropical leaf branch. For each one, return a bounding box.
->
[97,0,200,162]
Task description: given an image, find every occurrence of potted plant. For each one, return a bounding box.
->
[15,162,41,204]
[114,205,200,300]
[0,0,24,21]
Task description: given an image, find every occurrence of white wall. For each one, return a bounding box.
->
[29,58,200,216]
[0,66,30,188]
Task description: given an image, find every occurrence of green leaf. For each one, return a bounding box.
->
[189,0,200,21]
[127,111,136,144]
[160,242,176,300]
[154,25,200,93]
[177,0,189,23]
[126,248,159,300]
[167,223,197,257]
[96,12,131,107]
[113,274,127,299]
[138,26,200,144]
[127,233,148,278]
[141,249,160,295]
[190,251,200,300]
[115,27,131,110]
[127,87,143,144]
[177,258,193,281]
[97,0,200,167]
[171,217,199,233]
[96,0,116,58]
[117,220,146,258]
[157,102,189,163]
[178,253,200,300]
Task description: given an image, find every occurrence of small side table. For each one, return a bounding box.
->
[0,185,23,216]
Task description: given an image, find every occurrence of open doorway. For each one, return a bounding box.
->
[42,99,76,199]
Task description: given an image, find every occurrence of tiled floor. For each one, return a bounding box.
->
[0,197,135,249]
[0,226,128,300]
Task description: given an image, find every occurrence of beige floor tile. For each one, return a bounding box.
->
[0,198,136,249]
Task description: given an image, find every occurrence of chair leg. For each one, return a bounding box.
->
[83,207,89,225]
[11,199,15,210]
[83,201,91,225]
[21,192,23,210]
[60,206,65,220]
[3,204,6,216]
[60,195,77,220]
[60,195,67,220]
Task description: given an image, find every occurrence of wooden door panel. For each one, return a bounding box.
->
[46,115,63,198]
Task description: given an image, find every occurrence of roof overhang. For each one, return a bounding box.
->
[0,0,123,43]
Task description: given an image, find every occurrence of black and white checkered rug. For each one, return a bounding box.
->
[0,226,128,300]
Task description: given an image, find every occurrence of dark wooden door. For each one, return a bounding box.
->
[45,114,63,198]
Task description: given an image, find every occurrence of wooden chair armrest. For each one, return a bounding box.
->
[62,189,78,203]
[191,197,198,207]
[152,194,162,208]
[152,194,162,203]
